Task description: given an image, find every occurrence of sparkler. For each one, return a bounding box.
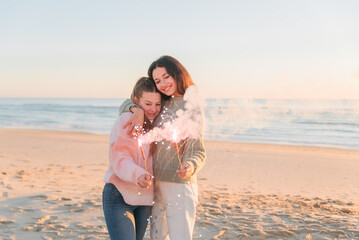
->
[138,139,148,177]
[173,130,183,170]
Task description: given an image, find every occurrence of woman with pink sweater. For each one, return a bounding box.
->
[102,77,162,240]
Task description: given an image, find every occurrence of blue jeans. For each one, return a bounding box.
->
[102,183,152,240]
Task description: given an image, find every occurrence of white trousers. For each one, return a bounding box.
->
[150,181,198,240]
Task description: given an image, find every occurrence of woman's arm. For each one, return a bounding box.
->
[118,99,137,115]
[177,137,206,179]
[109,114,151,186]
[118,99,145,136]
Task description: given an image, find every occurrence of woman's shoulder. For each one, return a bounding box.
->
[119,112,133,121]
[113,112,133,129]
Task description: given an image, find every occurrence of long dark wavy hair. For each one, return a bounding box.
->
[148,56,194,100]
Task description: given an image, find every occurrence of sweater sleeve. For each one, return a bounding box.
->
[181,95,206,176]
[109,114,147,185]
[118,99,137,116]
[182,136,206,176]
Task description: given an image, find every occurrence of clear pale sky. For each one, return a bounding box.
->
[1,0,358,99]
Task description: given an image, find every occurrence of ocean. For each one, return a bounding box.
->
[0,98,358,150]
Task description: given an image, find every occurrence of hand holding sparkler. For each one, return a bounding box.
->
[177,163,194,179]
[137,139,152,188]
[137,174,152,189]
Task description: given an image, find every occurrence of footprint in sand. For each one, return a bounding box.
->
[24,215,59,234]
[78,198,102,208]
[304,234,314,240]
[36,215,54,224]
[198,177,208,181]
[92,168,103,172]
[76,223,92,229]
[213,230,226,239]
[70,208,85,213]
[45,168,55,172]
[0,218,15,225]
[15,170,31,179]
[24,225,43,232]
[10,207,34,213]
[42,236,56,240]
[20,158,30,163]
[29,194,48,200]
[60,197,72,201]
[65,203,86,213]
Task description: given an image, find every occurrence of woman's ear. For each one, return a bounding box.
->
[133,97,139,105]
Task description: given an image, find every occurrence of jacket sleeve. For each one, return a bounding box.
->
[109,114,147,185]
[182,136,206,176]
[118,99,137,116]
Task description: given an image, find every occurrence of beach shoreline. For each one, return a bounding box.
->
[1,129,358,239]
[2,127,359,152]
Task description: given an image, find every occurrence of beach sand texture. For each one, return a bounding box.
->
[0,129,358,239]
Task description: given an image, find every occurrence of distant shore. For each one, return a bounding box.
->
[1,129,358,239]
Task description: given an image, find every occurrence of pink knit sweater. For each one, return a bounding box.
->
[104,113,154,206]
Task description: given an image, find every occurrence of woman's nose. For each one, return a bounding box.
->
[160,78,167,86]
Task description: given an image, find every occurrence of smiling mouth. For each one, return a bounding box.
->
[163,85,172,92]
[146,113,157,119]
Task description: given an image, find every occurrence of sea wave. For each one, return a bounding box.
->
[1,98,359,150]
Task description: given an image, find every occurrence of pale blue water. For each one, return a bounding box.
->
[1,98,359,150]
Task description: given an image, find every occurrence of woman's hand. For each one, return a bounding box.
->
[177,163,194,179]
[137,174,152,189]
[123,107,145,137]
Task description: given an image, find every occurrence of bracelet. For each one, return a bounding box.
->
[130,106,137,113]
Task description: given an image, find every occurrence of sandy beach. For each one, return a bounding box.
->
[0,129,358,239]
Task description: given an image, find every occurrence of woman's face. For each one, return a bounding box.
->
[152,67,181,97]
[136,92,161,120]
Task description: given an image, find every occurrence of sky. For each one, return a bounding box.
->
[1,0,359,99]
